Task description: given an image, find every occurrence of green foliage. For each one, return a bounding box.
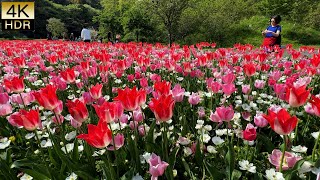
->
[46,18,67,38]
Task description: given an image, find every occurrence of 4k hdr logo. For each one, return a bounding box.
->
[1,1,35,31]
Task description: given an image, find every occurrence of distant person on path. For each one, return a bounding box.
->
[47,32,52,40]
[261,15,282,50]
[81,27,91,42]
[69,33,75,41]
[107,31,113,43]
[115,34,121,43]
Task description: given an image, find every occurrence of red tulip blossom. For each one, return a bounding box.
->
[93,101,124,123]
[66,99,89,124]
[60,68,76,83]
[263,108,298,135]
[114,86,146,111]
[285,85,310,107]
[77,120,112,148]
[243,123,257,141]
[309,95,320,117]
[243,63,256,77]
[33,84,60,110]
[149,94,175,122]
[89,83,103,100]
[7,109,41,131]
[3,76,25,93]
[153,80,171,97]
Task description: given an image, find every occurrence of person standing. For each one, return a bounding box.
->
[261,15,282,49]
[69,33,75,41]
[81,27,91,42]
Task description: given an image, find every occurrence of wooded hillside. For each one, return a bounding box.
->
[1,0,320,47]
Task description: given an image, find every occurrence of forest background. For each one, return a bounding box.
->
[1,0,320,47]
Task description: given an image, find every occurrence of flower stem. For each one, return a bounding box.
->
[108,123,119,178]
[312,131,320,161]
[279,135,287,172]
[34,130,50,172]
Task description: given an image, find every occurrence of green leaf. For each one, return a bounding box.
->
[146,120,156,151]
[169,147,180,167]
[11,158,36,169]
[72,139,79,161]
[253,173,264,180]
[0,159,17,180]
[120,169,135,180]
[257,134,275,153]
[181,157,195,179]
[195,140,203,167]
[74,171,96,179]
[284,159,305,179]
[22,169,51,180]
[231,169,242,180]
[204,161,225,180]
[226,138,235,180]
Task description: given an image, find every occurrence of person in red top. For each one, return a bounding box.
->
[261,15,282,50]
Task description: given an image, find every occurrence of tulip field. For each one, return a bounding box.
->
[0,40,320,180]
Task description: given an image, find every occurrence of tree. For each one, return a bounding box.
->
[121,1,155,42]
[148,0,189,46]
[46,18,67,38]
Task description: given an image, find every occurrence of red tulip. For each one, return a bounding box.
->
[33,84,60,110]
[149,94,175,122]
[77,120,112,148]
[243,63,256,77]
[7,109,41,131]
[66,99,89,124]
[89,83,103,100]
[154,80,171,96]
[263,108,298,135]
[285,85,310,107]
[309,95,320,117]
[114,86,146,111]
[60,68,76,83]
[93,101,123,123]
[3,76,25,93]
[243,123,257,141]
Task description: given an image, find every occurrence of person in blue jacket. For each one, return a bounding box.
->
[261,15,282,49]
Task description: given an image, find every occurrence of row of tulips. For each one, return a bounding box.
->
[0,40,319,180]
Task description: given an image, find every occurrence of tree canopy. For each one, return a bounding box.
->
[2,0,320,47]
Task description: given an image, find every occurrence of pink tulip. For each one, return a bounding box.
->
[222,73,236,84]
[107,133,125,151]
[254,80,266,89]
[242,85,251,94]
[138,125,146,136]
[119,114,129,124]
[269,149,302,171]
[304,103,315,115]
[215,106,234,122]
[53,100,64,114]
[188,92,201,105]
[11,92,35,106]
[198,107,206,118]
[254,114,269,128]
[148,153,169,180]
[52,114,64,124]
[0,104,12,116]
[82,92,95,104]
[222,84,236,96]
[140,77,149,88]
[209,110,222,123]
[133,109,144,122]
[172,84,185,102]
[0,93,10,104]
